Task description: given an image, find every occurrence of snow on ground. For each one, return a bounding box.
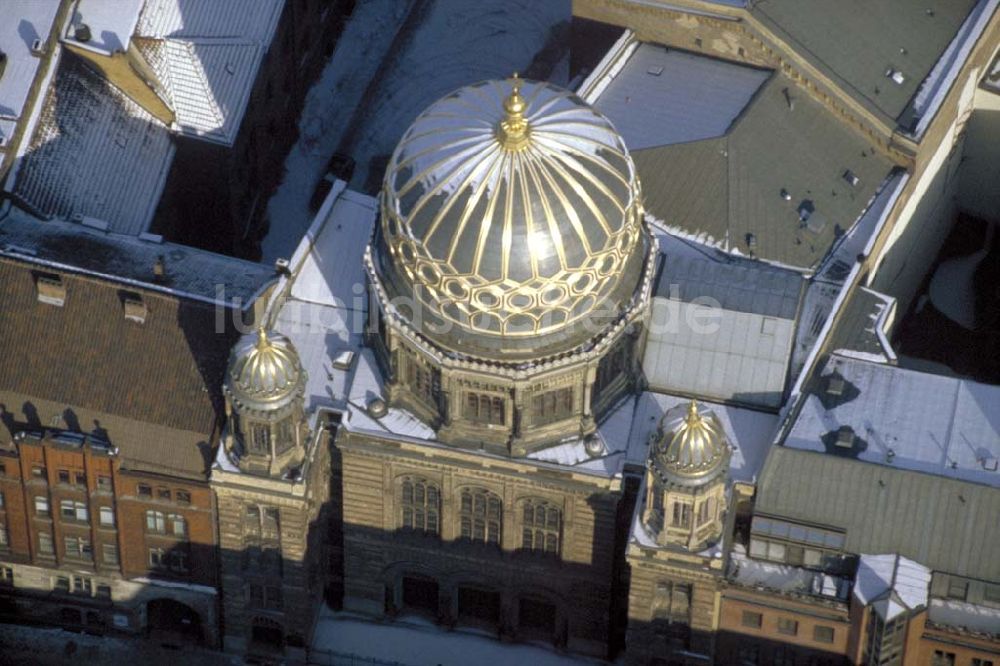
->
[0,622,236,666]
[260,0,414,264]
[928,244,989,330]
[311,606,598,666]
[261,0,571,265]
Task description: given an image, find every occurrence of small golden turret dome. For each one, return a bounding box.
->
[651,400,730,487]
[224,326,306,412]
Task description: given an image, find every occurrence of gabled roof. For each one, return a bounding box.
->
[0,256,244,477]
[131,0,285,144]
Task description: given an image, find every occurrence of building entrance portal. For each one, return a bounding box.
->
[401,576,439,617]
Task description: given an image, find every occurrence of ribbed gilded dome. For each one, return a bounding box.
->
[375,75,650,360]
[651,401,730,487]
[224,327,305,412]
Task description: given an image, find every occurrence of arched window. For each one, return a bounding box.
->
[521,500,561,555]
[531,387,573,425]
[249,424,270,455]
[459,488,502,545]
[671,501,691,528]
[595,345,627,394]
[465,393,504,425]
[145,510,166,534]
[407,359,437,404]
[400,477,440,535]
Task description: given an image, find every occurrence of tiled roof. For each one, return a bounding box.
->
[12,55,175,234]
[0,256,243,477]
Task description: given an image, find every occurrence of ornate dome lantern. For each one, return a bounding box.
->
[643,401,731,550]
[223,327,309,477]
[373,74,650,361]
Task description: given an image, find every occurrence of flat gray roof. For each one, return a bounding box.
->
[753,0,981,127]
[593,43,769,150]
[594,46,897,272]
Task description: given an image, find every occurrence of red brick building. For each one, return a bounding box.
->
[0,208,274,645]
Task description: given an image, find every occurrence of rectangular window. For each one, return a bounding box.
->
[766,541,786,562]
[60,500,89,522]
[947,578,968,600]
[72,576,92,595]
[137,484,152,498]
[145,511,165,533]
[102,543,118,565]
[0,524,7,546]
[169,549,188,573]
[149,548,165,567]
[813,625,835,644]
[741,610,763,629]
[176,490,191,505]
[157,488,171,501]
[96,584,112,600]
[58,469,70,484]
[97,475,112,491]
[0,462,5,476]
[749,538,767,557]
[984,585,1000,607]
[804,548,822,567]
[972,659,994,666]
[170,514,187,538]
[777,617,798,636]
[38,531,54,555]
[54,576,70,593]
[32,465,46,480]
[74,472,86,487]
[0,491,4,508]
[99,507,115,527]
[932,652,956,666]
[65,536,92,560]
[35,496,50,516]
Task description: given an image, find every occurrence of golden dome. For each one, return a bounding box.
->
[651,401,730,486]
[225,327,306,412]
[374,76,650,360]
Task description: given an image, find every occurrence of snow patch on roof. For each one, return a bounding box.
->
[854,553,930,620]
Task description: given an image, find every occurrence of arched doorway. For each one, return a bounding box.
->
[400,575,439,617]
[250,616,284,652]
[146,598,203,645]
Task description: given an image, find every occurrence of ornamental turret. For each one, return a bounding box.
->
[223,326,309,477]
[642,400,731,550]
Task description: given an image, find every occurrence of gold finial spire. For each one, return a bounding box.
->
[686,399,700,423]
[498,73,530,150]
[256,325,270,350]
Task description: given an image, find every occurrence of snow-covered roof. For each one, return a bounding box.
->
[590,43,769,151]
[12,56,174,234]
[853,553,931,621]
[627,391,778,485]
[787,355,1000,486]
[729,546,850,601]
[65,0,145,56]
[0,0,61,171]
[0,203,275,307]
[131,0,285,145]
[643,251,803,409]
[928,598,1000,636]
